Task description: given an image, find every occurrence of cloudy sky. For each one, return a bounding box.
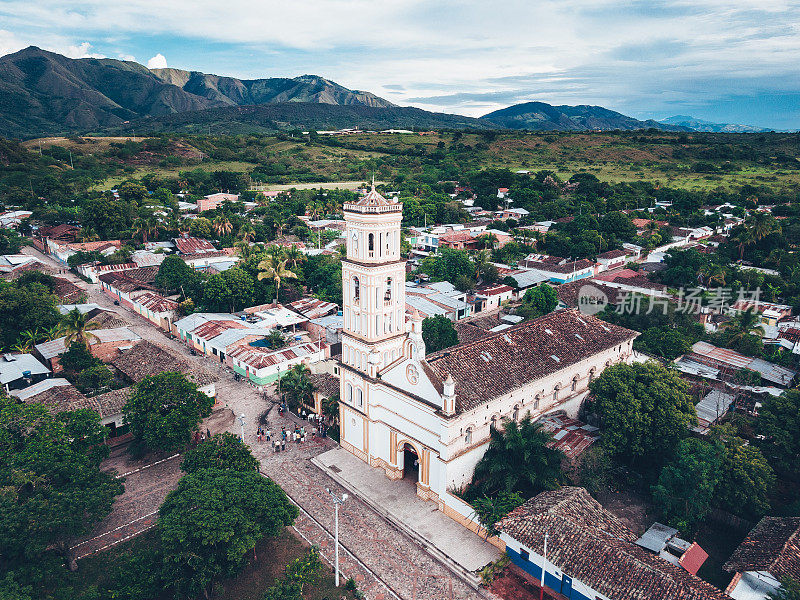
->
[1,0,799,129]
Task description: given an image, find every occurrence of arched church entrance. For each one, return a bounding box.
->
[401,443,419,482]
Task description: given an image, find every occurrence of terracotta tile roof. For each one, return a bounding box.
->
[98,267,159,293]
[173,236,217,255]
[131,291,179,313]
[64,240,121,253]
[724,517,800,580]
[310,373,339,398]
[556,280,623,308]
[453,321,493,345]
[228,342,319,370]
[92,387,133,418]
[597,249,629,260]
[525,258,596,274]
[112,340,217,386]
[476,283,513,296]
[425,309,637,413]
[498,487,728,600]
[87,310,128,329]
[680,543,710,576]
[15,379,98,414]
[191,319,248,341]
[52,277,85,302]
[39,224,80,240]
[539,414,599,461]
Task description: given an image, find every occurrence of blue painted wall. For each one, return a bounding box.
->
[506,547,593,600]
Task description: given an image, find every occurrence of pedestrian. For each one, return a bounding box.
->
[206,427,211,438]
[302,409,307,419]
[301,433,306,443]
[266,428,271,441]
[200,432,206,442]
[312,426,317,438]
[257,428,262,443]
[281,438,286,451]
[301,426,306,436]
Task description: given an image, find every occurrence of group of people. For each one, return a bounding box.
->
[259,406,331,454]
[191,428,213,446]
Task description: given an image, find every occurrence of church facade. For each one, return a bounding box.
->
[338,187,638,518]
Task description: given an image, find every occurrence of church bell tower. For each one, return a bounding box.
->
[340,184,407,379]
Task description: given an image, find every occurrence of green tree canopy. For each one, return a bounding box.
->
[0,281,60,349]
[471,415,563,499]
[124,372,214,453]
[159,468,298,599]
[516,284,557,320]
[652,437,724,533]
[588,361,696,470]
[0,396,123,569]
[155,255,201,295]
[180,432,259,474]
[769,578,800,600]
[281,364,313,413]
[422,315,459,353]
[758,389,800,475]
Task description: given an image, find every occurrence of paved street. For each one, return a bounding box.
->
[23,248,489,599]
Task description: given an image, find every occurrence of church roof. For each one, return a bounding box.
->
[425,309,637,413]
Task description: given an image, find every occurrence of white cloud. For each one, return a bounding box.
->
[63,41,104,58]
[118,53,136,61]
[146,53,167,69]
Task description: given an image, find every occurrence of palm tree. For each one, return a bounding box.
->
[307,201,323,221]
[272,214,286,238]
[472,415,563,498]
[213,215,233,238]
[475,233,499,251]
[257,254,297,300]
[720,307,764,346]
[19,329,41,349]
[237,223,256,243]
[734,228,755,261]
[281,363,314,413]
[749,212,780,242]
[473,250,490,280]
[78,226,99,242]
[61,309,100,347]
[45,323,64,341]
[284,245,304,269]
[133,216,158,243]
[234,240,253,259]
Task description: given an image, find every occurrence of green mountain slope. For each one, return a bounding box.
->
[481,101,687,131]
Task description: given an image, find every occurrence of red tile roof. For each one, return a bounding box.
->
[174,236,217,255]
[724,517,800,580]
[679,543,709,576]
[425,309,637,412]
[498,487,728,600]
[132,291,179,313]
[597,249,629,260]
[556,280,623,308]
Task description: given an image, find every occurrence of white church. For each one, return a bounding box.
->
[338,186,638,523]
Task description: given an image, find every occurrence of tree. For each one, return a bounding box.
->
[124,372,214,453]
[180,432,259,474]
[758,389,800,475]
[60,308,100,347]
[202,274,233,312]
[770,578,800,600]
[257,253,297,301]
[159,468,298,599]
[59,340,97,372]
[471,415,563,499]
[155,255,199,295]
[516,284,557,320]
[212,215,233,238]
[711,426,775,520]
[0,396,123,570]
[221,267,255,311]
[281,364,313,413]
[284,547,324,595]
[422,315,459,353]
[635,326,691,359]
[588,362,696,470]
[652,438,724,533]
[0,281,60,349]
[262,581,302,600]
[472,491,525,536]
[74,363,113,395]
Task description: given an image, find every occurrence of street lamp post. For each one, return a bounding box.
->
[326,487,348,586]
[238,413,246,442]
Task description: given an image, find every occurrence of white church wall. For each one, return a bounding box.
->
[341,405,366,455]
[444,441,491,491]
[368,419,391,464]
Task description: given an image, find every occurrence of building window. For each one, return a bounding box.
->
[465,427,472,444]
[553,386,559,402]
[385,277,392,303]
[572,376,578,392]
[346,383,353,404]
[356,388,363,408]
[512,405,520,421]
[368,233,374,253]
[589,368,596,383]
[534,395,540,409]
[352,277,360,302]
[520,549,529,561]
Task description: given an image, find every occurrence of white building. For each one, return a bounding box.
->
[337,186,639,531]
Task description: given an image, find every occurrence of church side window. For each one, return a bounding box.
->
[553,385,560,403]
[356,388,363,408]
[465,427,473,444]
[346,383,353,404]
[352,277,360,302]
[385,277,392,303]
[368,233,374,255]
[572,376,578,392]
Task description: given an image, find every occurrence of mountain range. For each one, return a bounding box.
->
[0,46,768,138]
[659,115,772,133]
[479,102,687,132]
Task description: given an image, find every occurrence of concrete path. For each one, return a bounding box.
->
[314,448,500,575]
